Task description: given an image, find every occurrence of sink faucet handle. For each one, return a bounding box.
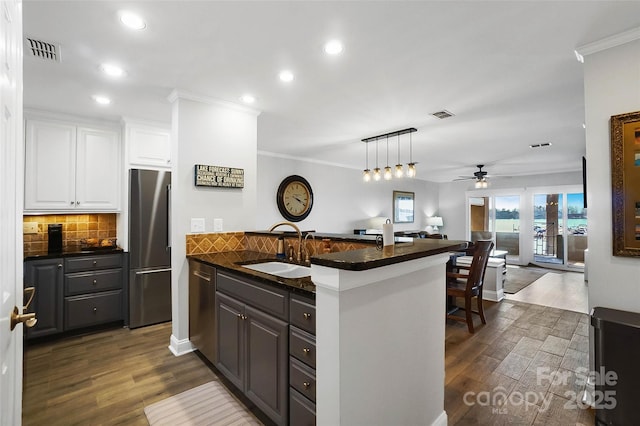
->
[288,244,294,261]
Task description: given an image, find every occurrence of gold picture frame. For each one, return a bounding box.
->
[610,111,640,257]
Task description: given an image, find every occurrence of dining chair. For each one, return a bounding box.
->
[446,239,494,333]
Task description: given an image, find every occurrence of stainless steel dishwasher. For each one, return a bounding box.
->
[189,259,217,364]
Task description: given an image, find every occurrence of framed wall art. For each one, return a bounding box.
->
[610,111,640,257]
[393,191,414,223]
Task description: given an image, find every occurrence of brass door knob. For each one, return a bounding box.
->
[10,306,37,331]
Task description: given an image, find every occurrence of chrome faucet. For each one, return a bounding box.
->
[268,221,302,263]
[303,232,316,264]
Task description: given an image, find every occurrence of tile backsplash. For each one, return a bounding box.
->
[23,214,117,256]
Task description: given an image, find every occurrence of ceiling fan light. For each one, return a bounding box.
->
[384,166,392,180]
[407,163,416,178]
[363,169,371,182]
[395,164,404,178]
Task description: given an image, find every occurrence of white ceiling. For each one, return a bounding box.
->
[22,1,640,182]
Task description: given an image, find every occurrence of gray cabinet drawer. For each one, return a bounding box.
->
[290,388,316,426]
[290,357,316,403]
[290,294,315,334]
[217,272,289,320]
[64,268,122,296]
[65,254,122,272]
[64,290,122,329]
[290,326,316,369]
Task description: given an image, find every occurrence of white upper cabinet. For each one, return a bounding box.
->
[24,119,121,212]
[126,121,171,169]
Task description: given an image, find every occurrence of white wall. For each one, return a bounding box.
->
[438,171,583,240]
[257,153,439,233]
[169,92,259,353]
[583,39,640,313]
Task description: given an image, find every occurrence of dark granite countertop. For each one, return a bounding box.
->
[310,238,469,271]
[188,250,316,295]
[24,246,124,261]
[246,230,412,244]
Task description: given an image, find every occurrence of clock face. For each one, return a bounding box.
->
[276,175,313,222]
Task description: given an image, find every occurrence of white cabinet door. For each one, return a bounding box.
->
[24,120,76,210]
[76,127,120,210]
[128,125,171,168]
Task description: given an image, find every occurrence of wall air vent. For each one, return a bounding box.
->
[431,110,455,119]
[529,142,553,148]
[24,36,61,62]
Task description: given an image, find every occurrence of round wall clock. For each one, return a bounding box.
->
[276,175,314,222]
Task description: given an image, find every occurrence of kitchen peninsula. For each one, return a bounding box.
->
[188,231,467,426]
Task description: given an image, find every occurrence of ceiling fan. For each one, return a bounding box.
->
[454,165,490,188]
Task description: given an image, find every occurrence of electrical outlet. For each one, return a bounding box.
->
[214,218,223,232]
[23,222,38,234]
[190,218,205,233]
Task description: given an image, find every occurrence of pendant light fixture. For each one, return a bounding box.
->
[383,136,392,180]
[373,139,381,181]
[395,133,404,178]
[361,127,417,182]
[407,130,416,178]
[363,140,371,182]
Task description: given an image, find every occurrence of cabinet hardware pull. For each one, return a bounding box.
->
[93,307,97,313]
[303,312,312,320]
[302,348,310,354]
[193,270,211,282]
[93,279,97,285]
[76,201,80,205]
[93,261,97,266]
[303,382,311,389]
[70,201,74,205]
[237,313,242,318]
[57,264,62,269]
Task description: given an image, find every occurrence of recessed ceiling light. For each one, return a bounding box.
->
[240,94,256,104]
[279,70,294,82]
[324,40,343,55]
[574,50,584,63]
[92,95,111,105]
[119,11,146,30]
[100,63,125,78]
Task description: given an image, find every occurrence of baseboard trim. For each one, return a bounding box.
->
[431,410,448,426]
[484,289,505,302]
[168,334,195,357]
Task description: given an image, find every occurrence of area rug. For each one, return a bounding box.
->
[144,381,262,426]
[503,266,557,294]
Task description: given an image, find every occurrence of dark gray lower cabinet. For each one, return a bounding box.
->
[24,258,64,339]
[289,292,316,426]
[216,271,289,426]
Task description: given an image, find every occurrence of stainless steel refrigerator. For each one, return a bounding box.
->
[129,169,172,328]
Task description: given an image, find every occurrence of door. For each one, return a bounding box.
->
[24,120,76,210]
[216,292,244,390]
[0,0,23,423]
[76,127,120,210]
[129,169,171,269]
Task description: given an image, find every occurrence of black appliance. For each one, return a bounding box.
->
[47,223,63,253]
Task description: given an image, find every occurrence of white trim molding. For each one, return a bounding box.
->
[576,26,640,57]
[167,89,261,116]
[168,334,195,357]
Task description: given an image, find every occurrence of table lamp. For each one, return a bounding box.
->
[426,216,443,232]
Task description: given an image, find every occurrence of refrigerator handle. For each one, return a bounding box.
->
[166,184,172,251]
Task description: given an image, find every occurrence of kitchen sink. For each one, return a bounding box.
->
[242,261,311,279]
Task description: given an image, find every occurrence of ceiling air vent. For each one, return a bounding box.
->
[431,110,455,119]
[24,36,61,62]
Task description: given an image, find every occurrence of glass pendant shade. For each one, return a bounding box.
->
[373,167,381,181]
[363,169,371,182]
[395,164,404,178]
[407,162,416,178]
[384,166,392,180]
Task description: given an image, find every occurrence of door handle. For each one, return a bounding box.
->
[10,306,37,331]
[24,286,36,310]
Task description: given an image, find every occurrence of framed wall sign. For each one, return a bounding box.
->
[393,191,414,223]
[194,164,244,188]
[610,111,640,257]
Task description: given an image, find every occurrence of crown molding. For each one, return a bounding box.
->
[167,89,261,116]
[576,26,640,57]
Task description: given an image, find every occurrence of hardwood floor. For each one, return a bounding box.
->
[23,300,595,425]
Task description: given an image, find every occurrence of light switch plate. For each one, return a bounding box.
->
[214,218,223,232]
[190,218,205,233]
[23,222,38,234]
